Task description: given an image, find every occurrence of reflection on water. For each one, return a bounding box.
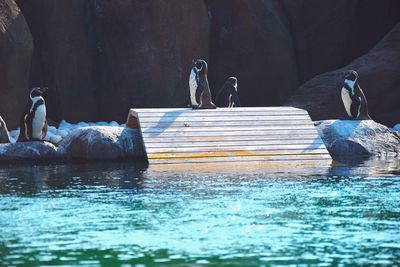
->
[0,159,400,266]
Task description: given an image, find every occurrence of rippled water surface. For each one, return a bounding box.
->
[1,160,400,266]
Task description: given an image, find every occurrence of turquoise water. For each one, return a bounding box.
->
[1,161,400,266]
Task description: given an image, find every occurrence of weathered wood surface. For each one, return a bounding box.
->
[132,107,332,165]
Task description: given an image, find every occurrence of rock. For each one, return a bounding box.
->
[109,121,119,127]
[0,116,10,143]
[0,141,58,160]
[206,0,299,106]
[2,0,398,126]
[315,120,400,159]
[286,22,400,122]
[58,126,146,160]
[0,0,33,129]
[282,0,400,82]
[44,131,62,145]
[16,0,98,123]
[17,0,209,123]
[56,129,69,138]
[91,0,210,121]
[393,131,400,140]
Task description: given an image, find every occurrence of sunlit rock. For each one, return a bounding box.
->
[58,126,146,160]
[0,141,58,160]
[315,120,400,159]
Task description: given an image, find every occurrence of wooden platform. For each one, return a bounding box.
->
[128,107,332,166]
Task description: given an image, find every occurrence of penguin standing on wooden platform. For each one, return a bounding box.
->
[216,77,241,108]
[188,59,216,109]
[18,87,48,141]
[341,70,371,120]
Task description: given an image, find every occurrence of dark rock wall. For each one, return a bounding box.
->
[286,23,400,122]
[206,0,298,106]
[0,0,32,129]
[0,0,399,126]
[16,0,99,123]
[90,0,209,121]
[282,0,400,82]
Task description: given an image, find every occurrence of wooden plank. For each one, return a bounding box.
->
[140,120,313,128]
[143,135,321,143]
[131,107,331,165]
[141,129,319,138]
[136,115,311,122]
[150,154,332,164]
[141,126,317,134]
[137,112,309,117]
[137,112,308,118]
[146,147,325,154]
[145,139,324,148]
[135,107,307,113]
[147,150,329,160]
[146,150,329,159]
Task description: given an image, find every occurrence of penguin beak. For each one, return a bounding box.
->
[192,59,196,65]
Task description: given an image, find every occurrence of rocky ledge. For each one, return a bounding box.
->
[0,126,146,161]
[315,120,400,159]
[58,126,146,160]
[0,141,58,160]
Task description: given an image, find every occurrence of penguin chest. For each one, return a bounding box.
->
[228,94,234,108]
[31,104,46,139]
[189,69,199,106]
[341,88,353,118]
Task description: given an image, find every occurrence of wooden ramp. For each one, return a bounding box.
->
[129,107,332,166]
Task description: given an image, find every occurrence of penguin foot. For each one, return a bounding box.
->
[31,138,45,142]
[339,117,360,121]
[198,103,216,109]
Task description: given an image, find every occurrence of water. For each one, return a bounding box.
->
[1,160,400,266]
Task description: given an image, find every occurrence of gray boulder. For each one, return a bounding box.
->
[0,141,58,160]
[0,116,10,143]
[315,120,400,158]
[58,126,146,160]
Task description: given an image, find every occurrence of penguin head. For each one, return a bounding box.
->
[192,59,208,74]
[345,70,359,82]
[30,87,48,99]
[227,77,238,87]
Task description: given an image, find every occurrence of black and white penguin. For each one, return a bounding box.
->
[341,70,371,120]
[18,87,48,142]
[216,77,241,108]
[188,59,216,109]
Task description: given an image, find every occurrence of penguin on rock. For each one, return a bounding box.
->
[341,70,371,120]
[18,87,48,141]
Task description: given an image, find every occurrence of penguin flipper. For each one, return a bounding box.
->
[350,97,361,119]
[231,89,241,107]
[26,113,34,140]
[42,120,48,140]
[17,118,27,142]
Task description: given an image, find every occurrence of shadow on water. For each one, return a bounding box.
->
[328,155,400,177]
[0,161,149,195]
[1,155,399,196]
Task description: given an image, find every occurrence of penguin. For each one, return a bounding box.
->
[188,59,216,109]
[18,87,48,142]
[341,70,371,120]
[216,77,241,108]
